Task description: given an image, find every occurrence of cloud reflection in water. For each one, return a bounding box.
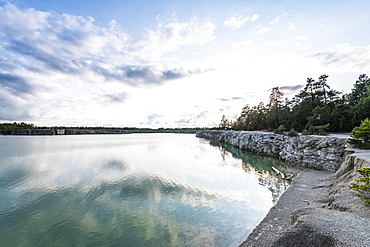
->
[0,134,301,246]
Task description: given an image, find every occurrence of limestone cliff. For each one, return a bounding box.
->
[196,130,348,171]
[196,130,370,246]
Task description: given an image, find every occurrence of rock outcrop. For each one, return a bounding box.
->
[196,130,348,171]
[196,130,370,246]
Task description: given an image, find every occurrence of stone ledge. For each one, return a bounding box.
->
[195,130,370,246]
[240,153,370,246]
[196,130,348,171]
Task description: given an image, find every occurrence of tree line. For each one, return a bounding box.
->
[0,122,208,134]
[219,74,370,133]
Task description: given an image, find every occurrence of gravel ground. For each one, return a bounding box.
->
[240,169,370,247]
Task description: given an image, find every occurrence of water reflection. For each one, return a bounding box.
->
[0,134,301,247]
[208,139,302,203]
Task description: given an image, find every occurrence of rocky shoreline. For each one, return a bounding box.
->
[196,130,370,247]
[196,130,348,171]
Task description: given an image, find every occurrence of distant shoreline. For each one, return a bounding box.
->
[1,129,199,135]
[0,123,206,135]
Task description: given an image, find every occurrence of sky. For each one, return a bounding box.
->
[1,0,370,128]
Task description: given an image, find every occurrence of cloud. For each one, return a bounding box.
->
[0,92,32,120]
[146,113,164,125]
[122,66,191,83]
[93,65,197,85]
[218,97,242,102]
[269,11,288,26]
[268,40,283,46]
[223,13,259,30]
[174,111,210,125]
[223,15,249,30]
[257,25,270,34]
[0,73,33,95]
[0,3,50,37]
[1,3,215,84]
[308,43,370,72]
[279,85,304,92]
[287,23,295,31]
[232,40,252,48]
[104,92,128,104]
[250,14,259,22]
[5,39,83,74]
[175,118,192,124]
[136,17,216,58]
[195,111,209,119]
[219,106,231,112]
[256,11,287,35]
[0,3,216,122]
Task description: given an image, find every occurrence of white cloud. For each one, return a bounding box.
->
[268,40,283,46]
[295,36,307,41]
[232,40,252,48]
[308,43,370,73]
[0,3,216,124]
[256,11,288,35]
[287,23,295,31]
[294,41,306,48]
[269,11,288,25]
[1,3,215,79]
[250,14,259,22]
[223,14,249,30]
[257,25,270,34]
[145,113,164,125]
[136,18,216,59]
[1,2,367,127]
[223,13,259,31]
[0,3,50,36]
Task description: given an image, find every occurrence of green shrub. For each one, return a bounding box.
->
[287,128,298,136]
[349,167,370,204]
[303,123,330,135]
[348,118,370,149]
[274,124,285,134]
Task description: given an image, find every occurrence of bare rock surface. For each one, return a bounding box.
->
[240,170,333,246]
[196,130,370,247]
[240,150,370,247]
[196,130,348,171]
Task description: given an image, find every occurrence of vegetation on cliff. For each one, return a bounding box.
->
[219,74,370,133]
[348,118,370,149]
[349,167,370,204]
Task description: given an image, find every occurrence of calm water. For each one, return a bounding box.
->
[0,134,300,247]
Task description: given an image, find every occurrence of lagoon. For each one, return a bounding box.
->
[0,134,299,247]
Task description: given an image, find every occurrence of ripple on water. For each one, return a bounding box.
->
[0,134,301,247]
